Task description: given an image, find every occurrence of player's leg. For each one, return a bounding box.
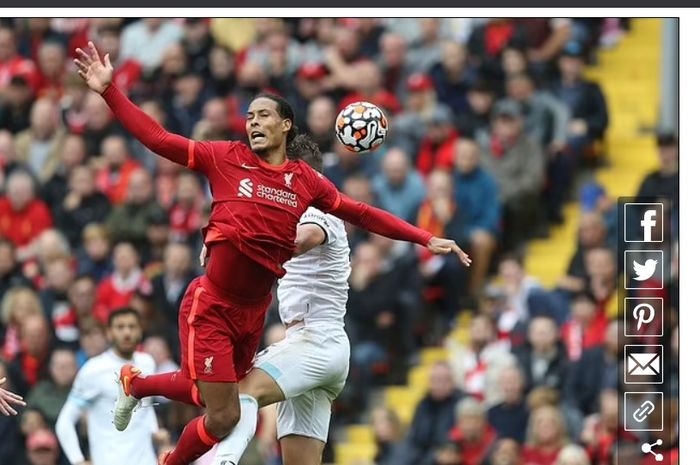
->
[213,368,285,464]
[280,435,325,465]
[115,280,206,431]
[164,380,239,465]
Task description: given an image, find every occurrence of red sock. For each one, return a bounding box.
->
[165,415,219,465]
[131,371,204,406]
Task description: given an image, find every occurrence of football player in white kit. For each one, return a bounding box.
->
[56,307,159,465]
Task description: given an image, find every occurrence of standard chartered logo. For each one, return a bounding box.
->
[238,178,253,198]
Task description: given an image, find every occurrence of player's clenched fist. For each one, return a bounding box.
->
[74,41,113,94]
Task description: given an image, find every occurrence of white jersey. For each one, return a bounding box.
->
[277,207,350,327]
[56,349,158,465]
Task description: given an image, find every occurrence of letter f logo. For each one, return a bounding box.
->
[641,209,656,242]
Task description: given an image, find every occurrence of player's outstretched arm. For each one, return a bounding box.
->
[74,41,190,167]
[332,194,471,267]
[0,377,25,416]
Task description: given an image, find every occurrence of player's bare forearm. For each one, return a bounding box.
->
[293,223,326,256]
[75,42,189,166]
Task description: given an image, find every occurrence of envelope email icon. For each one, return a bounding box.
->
[627,352,661,376]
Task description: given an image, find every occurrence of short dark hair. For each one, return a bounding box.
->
[108,307,141,327]
[288,134,323,172]
[656,131,678,147]
[253,92,298,145]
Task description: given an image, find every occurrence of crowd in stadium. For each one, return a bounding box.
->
[0,17,678,465]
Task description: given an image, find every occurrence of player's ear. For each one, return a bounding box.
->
[282,118,292,134]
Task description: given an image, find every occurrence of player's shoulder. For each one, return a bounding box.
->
[134,351,157,373]
[77,352,108,377]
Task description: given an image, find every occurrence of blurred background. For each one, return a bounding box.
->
[0,17,679,465]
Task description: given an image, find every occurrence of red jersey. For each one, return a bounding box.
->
[0,197,53,247]
[101,84,433,298]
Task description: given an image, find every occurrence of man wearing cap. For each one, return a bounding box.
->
[390,72,438,156]
[548,41,609,159]
[416,104,459,176]
[477,99,545,252]
[26,429,61,465]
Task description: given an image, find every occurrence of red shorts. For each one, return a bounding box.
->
[179,276,272,383]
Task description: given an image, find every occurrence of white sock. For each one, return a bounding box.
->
[212,394,259,465]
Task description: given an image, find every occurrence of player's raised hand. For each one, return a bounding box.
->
[73,41,113,94]
[426,237,472,267]
[0,376,26,416]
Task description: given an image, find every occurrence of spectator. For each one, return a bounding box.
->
[39,257,78,346]
[555,444,590,465]
[337,61,401,116]
[429,40,478,115]
[151,242,197,337]
[53,164,111,247]
[408,19,444,72]
[167,72,209,137]
[35,40,66,99]
[305,96,336,154]
[0,240,32,298]
[478,99,545,251]
[378,32,417,102]
[59,72,90,135]
[105,168,166,252]
[94,24,142,94]
[131,100,171,173]
[513,316,569,394]
[485,438,522,465]
[373,147,426,223]
[168,171,204,246]
[32,229,71,282]
[82,92,120,158]
[0,25,39,91]
[207,45,236,97]
[76,223,112,282]
[416,105,459,176]
[416,170,467,320]
[75,318,106,367]
[394,361,464,465]
[345,241,405,411]
[0,76,33,134]
[580,390,620,465]
[487,366,529,443]
[0,170,53,260]
[67,274,98,327]
[467,19,529,82]
[371,406,404,465]
[143,208,171,270]
[448,397,496,465]
[182,18,214,76]
[636,132,678,241]
[192,97,235,142]
[41,133,87,211]
[456,80,496,139]
[25,429,61,465]
[11,314,52,389]
[120,18,184,72]
[325,140,377,189]
[582,247,617,316]
[94,242,148,324]
[499,254,541,324]
[452,139,500,296]
[548,41,609,159]
[25,348,77,426]
[566,321,618,416]
[517,18,572,79]
[1,287,44,366]
[152,145,182,206]
[448,314,513,403]
[560,292,607,362]
[522,405,569,465]
[14,98,67,184]
[557,212,609,294]
[390,73,438,156]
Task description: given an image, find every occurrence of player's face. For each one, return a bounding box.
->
[246,97,291,154]
[108,314,142,356]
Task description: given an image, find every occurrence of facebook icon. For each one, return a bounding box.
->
[624,203,663,243]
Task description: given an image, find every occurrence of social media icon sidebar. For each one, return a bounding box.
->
[619,198,669,454]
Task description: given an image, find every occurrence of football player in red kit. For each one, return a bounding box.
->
[75,42,470,465]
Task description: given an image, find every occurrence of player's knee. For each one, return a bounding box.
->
[207,405,240,437]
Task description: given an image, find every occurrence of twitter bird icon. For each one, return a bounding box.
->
[625,250,663,290]
[633,259,658,281]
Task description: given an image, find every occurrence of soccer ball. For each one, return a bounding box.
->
[335,101,388,153]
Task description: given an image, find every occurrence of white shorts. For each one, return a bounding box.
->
[254,323,350,442]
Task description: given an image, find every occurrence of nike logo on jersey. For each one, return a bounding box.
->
[241,163,260,170]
